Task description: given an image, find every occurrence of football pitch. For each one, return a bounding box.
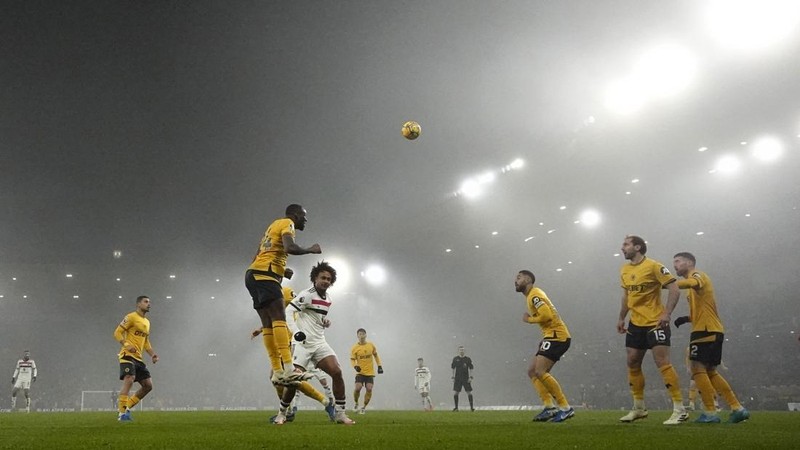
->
[0,410,796,449]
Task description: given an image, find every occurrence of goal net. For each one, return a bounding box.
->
[80,390,144,412]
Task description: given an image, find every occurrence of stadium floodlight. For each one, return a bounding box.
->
[459,178,482,199]
[325,257,353,291]
[714,154,742,174]
[704,0,800,52]
[751,136,784,162]
[633,43,697,99]
[362,265,387,286]
[579,210,601,228]
[509,158,524,170]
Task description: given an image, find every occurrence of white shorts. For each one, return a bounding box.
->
[293,341,336,371]
[14,380,31,390]
[417,386,430,395]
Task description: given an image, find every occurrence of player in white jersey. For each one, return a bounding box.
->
[414,358,433,411]
[273,261,355,425]
[11,350,37,412]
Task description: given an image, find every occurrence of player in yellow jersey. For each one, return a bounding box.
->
[350,328,383,414]
[672,252,750,424]
[245,204,321,386]
[515,270,575,422]
[113,295,159,422]
[617,235,688,425]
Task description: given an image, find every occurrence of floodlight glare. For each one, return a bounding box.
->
[362,265,387,286]
[509,158,524,169]
[579,210,601,227]
[714,155,742,174]
[705,0,800,52]
[459,178,482,199]
[325,257,352,291]
[604,77,646,115]
[634,43,696,99]
[751,136,784,162]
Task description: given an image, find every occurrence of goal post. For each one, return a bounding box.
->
[80,390,143,412]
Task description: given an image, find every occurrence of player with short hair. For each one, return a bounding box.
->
[515,270,575,422]
[113,295,159,422]
[414,358,433,411]
[273,261,355,425]
[245,204,321,386]
[617,235,688,425]
[672,252,750,424]
[350,328,383,414]
[11,350,37,412]
[451,346,474,411]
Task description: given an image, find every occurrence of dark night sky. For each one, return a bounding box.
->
[1,1,799,409]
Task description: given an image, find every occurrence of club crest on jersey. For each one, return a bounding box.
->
[692,272,702,279]
[660,266,670,275]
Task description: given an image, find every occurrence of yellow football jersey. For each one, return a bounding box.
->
[248,218,296,282]
[620,257,676,327]
[677,270,724,333]
[526,287,570,341]
[114,312,151,363]
[350,342,382,376]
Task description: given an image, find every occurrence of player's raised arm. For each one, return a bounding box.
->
[282,233,321,255]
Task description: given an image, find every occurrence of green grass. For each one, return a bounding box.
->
[0,410,796,449]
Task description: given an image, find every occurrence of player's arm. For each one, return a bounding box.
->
[617,289,629,334]
[468,358,473,380]
[113,323,136,353]
[451,358,456,379]
[676,277,701,290]
[350,346,360,372]
[281,233,321,255]
[144,337,159,364]
[12,363,19,384]
[373,345,383,374]
[523,300,554,324]
[659,280,680,328]
[31,360,37,382]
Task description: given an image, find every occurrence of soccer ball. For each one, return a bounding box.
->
[402,121,421,140]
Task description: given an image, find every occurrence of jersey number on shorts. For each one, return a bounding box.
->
[540,341,551,351]
[652,329,667,342]
[689,344,698,358]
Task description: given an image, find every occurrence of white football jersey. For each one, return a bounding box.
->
[415,366,431,389]
[288,286,332,345]
[13,359,37,382]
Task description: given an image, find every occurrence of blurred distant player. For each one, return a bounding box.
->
[245,204,321,386]
[273,261,355,425]
[251,267,335,423]
[114,295,159,422]
[451,346,474,411]
[673,252,750,424]
[617,235,688,425]
[414,358,433,411]
[350,328,383,414]
[515,270,575,422]
[11,350,37,412]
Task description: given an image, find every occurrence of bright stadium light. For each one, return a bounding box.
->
[714,155,742,174]
[362,265,387,286]
[509,158,524,170]
[704,0,800,52]
[459,178,482,199]
[633,43,697,99]
[751,136,784,162]
[579,210,601,228]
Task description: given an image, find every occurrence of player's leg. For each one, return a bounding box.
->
[652,342,688,425]
[128,376,153,414]
[353,380,363,411]
[248,275,293,381]
[688,379,698,410]
[619,340,648,422]
[317,355,354,424]
[11,386,19,409]
[466,387,474,411]
[690,360,720,422]
[317,373,334,401]
[118,358,136,420]
[361,381,374,413]
[23,387,31,412]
